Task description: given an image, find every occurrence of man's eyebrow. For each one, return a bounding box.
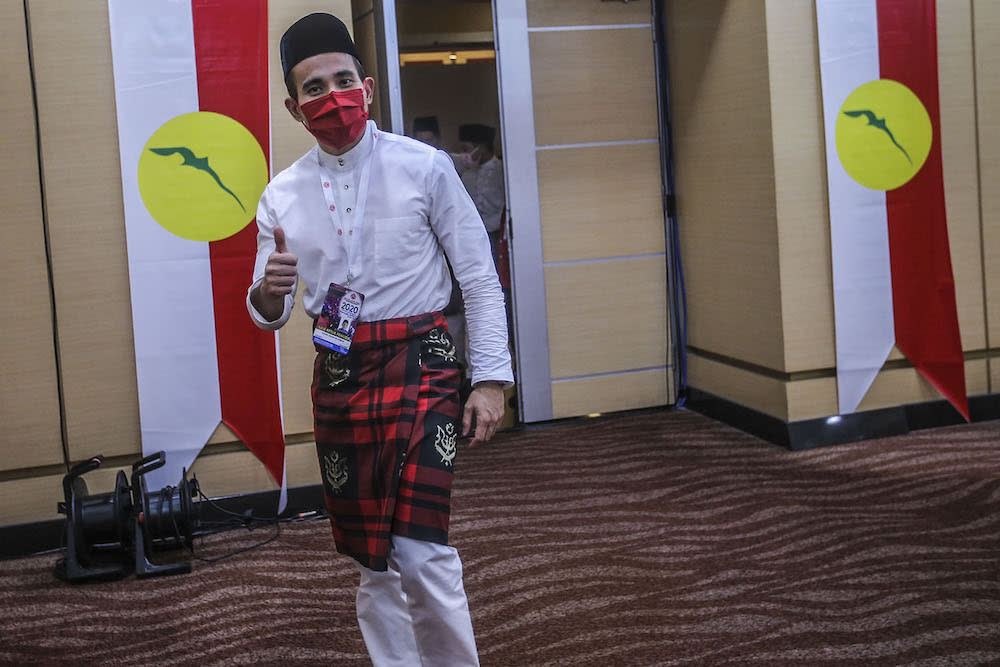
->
[334,69,356,79]
[301,76,324,89]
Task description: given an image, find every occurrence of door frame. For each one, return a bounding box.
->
[493,0,554,422]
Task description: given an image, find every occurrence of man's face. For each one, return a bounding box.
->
[415,130,441,148]
[285,51,374,122]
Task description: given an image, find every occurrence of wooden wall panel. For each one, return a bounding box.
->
[785,376,838,422]
[693,357,989,425]
[352,10,383,127]
[665,0,784,372]
[937,0,987,352]
[974,0,1000,357]
[785,359,990,423]
[526,0,650,28]
[529,28,658,146]
[28,0,140,461]
[0,473,68,526]
[0,1,64,470]
[545,257,668,379]
[764,0,835,373]
[857,359,989,413]
[687,353,789,421]
[189,441,321,497]
[551,370,668,420]
[351,0,373,19]
[537,143,664,263]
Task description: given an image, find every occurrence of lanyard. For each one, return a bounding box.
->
[316,131,378,287]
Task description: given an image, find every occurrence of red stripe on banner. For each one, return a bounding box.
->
[192,0,286,482]
[877,0,968,419]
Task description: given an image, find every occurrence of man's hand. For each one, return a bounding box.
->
[251,225,298,321]
[470,145,489,165]
[452,146,488,172]
[461,382,505,446]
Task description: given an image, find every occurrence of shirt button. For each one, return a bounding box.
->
[344,184,350,190]
[338,158,344,166]
[349,230,353,236]
[323,182,330,188]
[346,207,352,213]
[329,205,336,211]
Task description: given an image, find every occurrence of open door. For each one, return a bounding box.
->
[495,0,675,422]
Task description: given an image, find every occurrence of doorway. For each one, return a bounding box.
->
[393,0,517,428]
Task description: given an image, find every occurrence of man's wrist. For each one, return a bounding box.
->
[251,284,283,322]
[473,380,504,390]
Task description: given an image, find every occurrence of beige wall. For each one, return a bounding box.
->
[0,1,350,527]
[0,1,63,473]
[667,0,996,422]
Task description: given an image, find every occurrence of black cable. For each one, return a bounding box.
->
[189,518,281,564]
[183,477,327,564]
[195,483,275,521]
[22,0,72,471]
[651,0,688,405]
[23,545,66,558]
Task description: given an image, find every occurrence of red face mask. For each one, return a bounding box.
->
[298,88,368,150]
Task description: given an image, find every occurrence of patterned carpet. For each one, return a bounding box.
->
[1,408,999,666]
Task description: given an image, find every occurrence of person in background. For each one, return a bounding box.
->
[412,114,468,364]
[247,13,512,666]
[412,115,443,149]
[454,123,505,256]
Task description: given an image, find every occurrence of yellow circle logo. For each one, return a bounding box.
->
[835,79,932,191]
[138,112,268,242]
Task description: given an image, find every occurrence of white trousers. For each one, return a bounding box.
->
[355,535,480,667]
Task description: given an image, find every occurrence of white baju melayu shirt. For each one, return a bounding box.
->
[458,156,505,233]
[247,121,513,386]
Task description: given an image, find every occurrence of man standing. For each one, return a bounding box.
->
[246,13,512,666]
[455,123,505,249]
[412,115,443,149]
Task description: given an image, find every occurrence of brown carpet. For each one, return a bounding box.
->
[1,408,999,666]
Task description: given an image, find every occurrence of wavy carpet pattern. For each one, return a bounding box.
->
[2,409,999,666]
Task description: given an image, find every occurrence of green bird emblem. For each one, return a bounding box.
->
[842,109,912,164]
[148,146,246,211]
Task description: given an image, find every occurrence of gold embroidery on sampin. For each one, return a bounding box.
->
[323,451,349,494]
[434,423,458,466]
[323,354,350,387]
[423,328,457,362]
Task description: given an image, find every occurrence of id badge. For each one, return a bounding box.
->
[313,283,365,355]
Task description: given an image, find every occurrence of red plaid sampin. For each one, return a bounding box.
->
[312,311,462,571]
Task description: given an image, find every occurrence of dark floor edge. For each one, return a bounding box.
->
[685,388,1000,451]
[0,484,326,561]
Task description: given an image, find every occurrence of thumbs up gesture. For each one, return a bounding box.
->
[253,225,298,321]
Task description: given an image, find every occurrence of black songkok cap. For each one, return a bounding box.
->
[413,116,440,135]
[458,123,496,146]
[280,13,358,79]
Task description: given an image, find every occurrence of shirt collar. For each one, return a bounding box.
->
[317,120,376,172]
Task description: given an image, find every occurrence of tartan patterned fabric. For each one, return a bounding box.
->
[312,311,462,571]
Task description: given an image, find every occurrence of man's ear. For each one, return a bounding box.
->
[363,77,375,107]
[285,96,305,123]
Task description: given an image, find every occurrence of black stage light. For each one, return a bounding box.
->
[54,451,201,583]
